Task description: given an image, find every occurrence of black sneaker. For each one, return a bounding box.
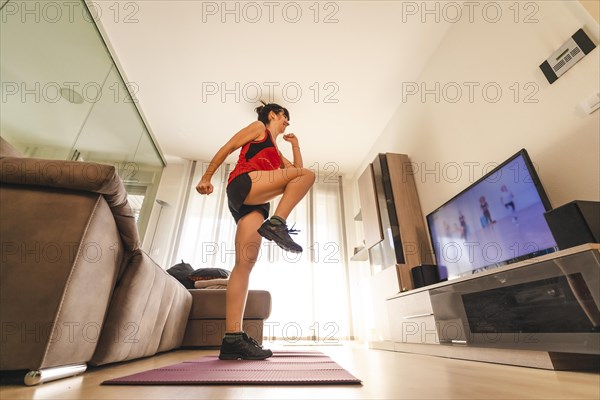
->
[218,332,273,360]
[257,220,303,253]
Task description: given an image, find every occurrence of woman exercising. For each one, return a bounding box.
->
[196,103,315,360]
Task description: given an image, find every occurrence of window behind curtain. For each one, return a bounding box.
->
[176,163,350,341]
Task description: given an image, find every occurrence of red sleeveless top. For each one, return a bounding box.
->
[227,129,282,185]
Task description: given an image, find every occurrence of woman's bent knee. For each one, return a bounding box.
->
[283,167,315,183]
[302,168,316,183]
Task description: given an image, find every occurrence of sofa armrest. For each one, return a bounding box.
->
[0,157,139,251]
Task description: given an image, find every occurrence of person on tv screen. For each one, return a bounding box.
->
[459,211,469,240]
[500,184,518,224]
[479,195,495,227]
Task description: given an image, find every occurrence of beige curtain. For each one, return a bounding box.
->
[176,163,352,341]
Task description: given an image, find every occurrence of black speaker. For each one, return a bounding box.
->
[411,264,441,288]
[544,201,600,250]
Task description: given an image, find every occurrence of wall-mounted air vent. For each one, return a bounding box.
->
[540,28,596,84]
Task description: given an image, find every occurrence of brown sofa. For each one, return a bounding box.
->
[183,289,272,347]
[0,138,192,384]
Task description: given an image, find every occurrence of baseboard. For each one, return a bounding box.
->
[391,342,600,370]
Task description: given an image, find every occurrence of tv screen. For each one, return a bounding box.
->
[426,149,557,280]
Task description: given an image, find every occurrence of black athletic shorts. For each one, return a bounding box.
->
[226,173,270,224]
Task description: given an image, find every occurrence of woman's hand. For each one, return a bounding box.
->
[283,133,302,168]
[196,178,213,195]
[283,133,299,147]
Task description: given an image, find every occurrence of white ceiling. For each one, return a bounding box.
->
[94,1,454,174]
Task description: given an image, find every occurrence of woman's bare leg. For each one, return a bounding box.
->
[245,168,315,220]
[225,168,315,331]
[225,210,264,333]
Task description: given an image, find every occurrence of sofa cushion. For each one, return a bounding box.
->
[188,289,271,320]
[194,278,228,289]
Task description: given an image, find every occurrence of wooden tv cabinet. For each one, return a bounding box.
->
[386,244,600,370]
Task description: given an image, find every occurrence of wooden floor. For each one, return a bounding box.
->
[1,342,599,400]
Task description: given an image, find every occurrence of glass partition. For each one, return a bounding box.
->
[0,0,164,238]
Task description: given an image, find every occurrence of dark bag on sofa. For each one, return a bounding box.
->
[166,260,195,289]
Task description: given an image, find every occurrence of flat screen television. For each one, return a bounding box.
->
[426,149,558,280]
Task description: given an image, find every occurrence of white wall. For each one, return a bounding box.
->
[580,0,600,24]
[354,0,599,214]
[345,0,600,343]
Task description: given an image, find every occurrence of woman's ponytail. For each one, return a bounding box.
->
[255,101,289,124]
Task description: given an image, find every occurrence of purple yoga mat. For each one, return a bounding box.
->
[103,350,361,385]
